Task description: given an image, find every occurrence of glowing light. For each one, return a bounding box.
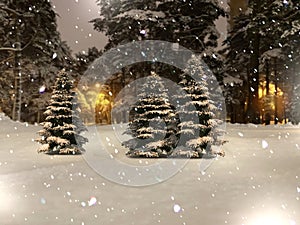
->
[247,212,292,225]
[259,81,284,98]
[251,217,283,225]
[0,188,13,213]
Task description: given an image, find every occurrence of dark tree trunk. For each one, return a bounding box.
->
[274,58,278,124]
[246,0,261,124]
[121,67,126,123]
[266,59,270,95]
[264,59,271,125]
[13,23,22,121]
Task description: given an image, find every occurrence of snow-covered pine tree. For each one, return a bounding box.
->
[91,0,225,83]
[92,0,224,53]
[290,82,300,125]
[281,0,300,124]
[36,70,88,154]
[0,0,74,122]
[123,72,178,157]
[223,0,298,124]
[173,55,225,157]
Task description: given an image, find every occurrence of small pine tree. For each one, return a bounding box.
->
[123,72,177,157]
[36,70,88,154]
[173,55,225,157]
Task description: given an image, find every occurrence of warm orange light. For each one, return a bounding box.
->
[259,81,283,99]
[96,93,110,106]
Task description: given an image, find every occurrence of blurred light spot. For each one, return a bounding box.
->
[40,198,46,204]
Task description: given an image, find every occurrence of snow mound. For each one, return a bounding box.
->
[0,113,38,133]
[227,122,300,129]
[0,112,10,121]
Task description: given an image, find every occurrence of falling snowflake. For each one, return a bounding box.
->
[173,204,181,213]
[52,52,57,59]
[262,140,268,149]
[283,0,289,5]
[88,197,97,206]
[238,132,244,137]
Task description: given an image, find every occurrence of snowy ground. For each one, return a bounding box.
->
[1,113,300,225]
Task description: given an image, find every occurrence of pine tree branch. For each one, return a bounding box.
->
[20,31,38,51]
[0,4,23,17]
[0,47,18,52]
[0,5,36,52]
[283,10,299,22]
[0,31,37,52]
[0,55,14,64]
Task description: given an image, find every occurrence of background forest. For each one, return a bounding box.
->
[0,0,299,125]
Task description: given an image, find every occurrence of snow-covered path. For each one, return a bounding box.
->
[0,114,300,225]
